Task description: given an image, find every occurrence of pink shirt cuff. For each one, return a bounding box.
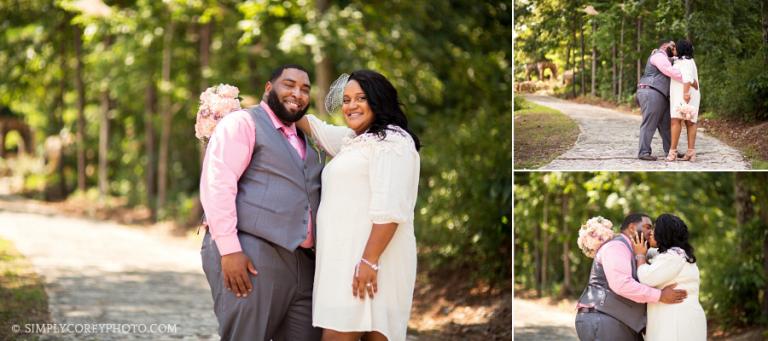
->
[214,233,243,255]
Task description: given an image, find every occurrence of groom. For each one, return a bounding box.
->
[200,64,323,340]
[636,40,692,161]
[574,213,688,340]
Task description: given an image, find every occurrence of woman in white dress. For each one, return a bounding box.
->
[630,213,707,341]
[296,70,421,341]
[667,39,701,162]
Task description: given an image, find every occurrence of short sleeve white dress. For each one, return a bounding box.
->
[307,115,420,341]
[669,58,701,123]
[637,247,707,341]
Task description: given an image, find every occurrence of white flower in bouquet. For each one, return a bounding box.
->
[676,103,697,121]
[195,84,242,142]
[577,216,616,258]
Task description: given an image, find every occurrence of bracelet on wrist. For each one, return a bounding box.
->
[360,257,379,271]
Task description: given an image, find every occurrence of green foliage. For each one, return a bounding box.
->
[515,172,768,330]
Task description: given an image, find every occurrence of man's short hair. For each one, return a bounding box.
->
[621,213,651,231]
[269,64,309,83]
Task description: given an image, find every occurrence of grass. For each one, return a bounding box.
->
[514,97,580,169]
[0,237,50,340]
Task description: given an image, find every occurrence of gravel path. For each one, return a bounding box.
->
[0,210,218,340]
[514,297,577,341]
[524,95,750,170]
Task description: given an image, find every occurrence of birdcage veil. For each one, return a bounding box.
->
[324,73,350,114]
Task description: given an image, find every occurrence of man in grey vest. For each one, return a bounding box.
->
[636,41,697,161]
[200,64,323,340]
[575,213,688,340]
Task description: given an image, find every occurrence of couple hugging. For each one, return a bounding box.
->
[575,213,707,341]
[637,39,701,162]
[199,64,421,341]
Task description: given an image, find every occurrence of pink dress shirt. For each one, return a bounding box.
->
[639,51,683,86]
[578,234,661,309]
[200,101,312,256]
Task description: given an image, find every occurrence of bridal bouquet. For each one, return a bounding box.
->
[195,84,241,142]
[577,216,616,258]
[676,102,698,121]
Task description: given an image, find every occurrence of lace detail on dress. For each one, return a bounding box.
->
[666,247,691,262]
[339,125,415,155]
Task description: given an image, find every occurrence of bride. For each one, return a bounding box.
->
[666,39,701,162]
[630,214,707,340]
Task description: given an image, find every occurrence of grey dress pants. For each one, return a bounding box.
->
[637,87,671,157]
[575,311,643,341]
[201,231,321,341]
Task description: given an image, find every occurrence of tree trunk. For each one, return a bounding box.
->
[534,210,542,297]
[636,16,642,87]
[157,19,175,216]
[98,36,114,199]
[74,26,87,192]
[618,15,625,100]
[612,41,617,99]
[561,193,571,296]
[580,19,586,97]
[763,0,768,64]
[145,81,158,222]
[591,19,597,97]
[199,21,212,93]
[571,27,577,98]
[541,190,549,294]
[314,0,332,116]
[734,174,754,252]
[685,0,692,42]
[55,25,69,198]
[98,87,110,198]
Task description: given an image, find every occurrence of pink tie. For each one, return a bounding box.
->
[283,128,313,248]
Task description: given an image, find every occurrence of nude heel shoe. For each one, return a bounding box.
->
[682,149,696,162]
[666,149,678,162]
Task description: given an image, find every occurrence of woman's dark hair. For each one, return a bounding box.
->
[654,214,696,263]
[676,39,694,59]
[348,70,421,151]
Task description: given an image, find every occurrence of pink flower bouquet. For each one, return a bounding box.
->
[577,216,616,258]
[195,84,241,142]
[676,103,698,121]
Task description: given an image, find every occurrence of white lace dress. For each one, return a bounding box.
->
[307,115,420,341]
[638,247,707,341]
[669,58,701,123]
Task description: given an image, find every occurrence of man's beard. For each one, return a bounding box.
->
[267,89,308,123]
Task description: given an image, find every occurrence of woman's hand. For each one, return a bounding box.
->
[630,231,648,256]
[352,260,378,299]
[684,92,691,103]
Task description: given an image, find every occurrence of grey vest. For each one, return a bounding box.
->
[233,105,324,251]
[638,50,671,97]
[577,235,646,333]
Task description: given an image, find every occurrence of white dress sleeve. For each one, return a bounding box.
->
[680,60,694,84]
[368,133,420,225]
[306,114,354,156]
[637,250,687,288]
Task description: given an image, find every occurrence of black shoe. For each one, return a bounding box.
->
[677,152,686,159]
[638,154,658,161]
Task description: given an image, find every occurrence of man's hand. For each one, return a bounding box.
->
[221,251,258,298]
[659,283,687,304]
